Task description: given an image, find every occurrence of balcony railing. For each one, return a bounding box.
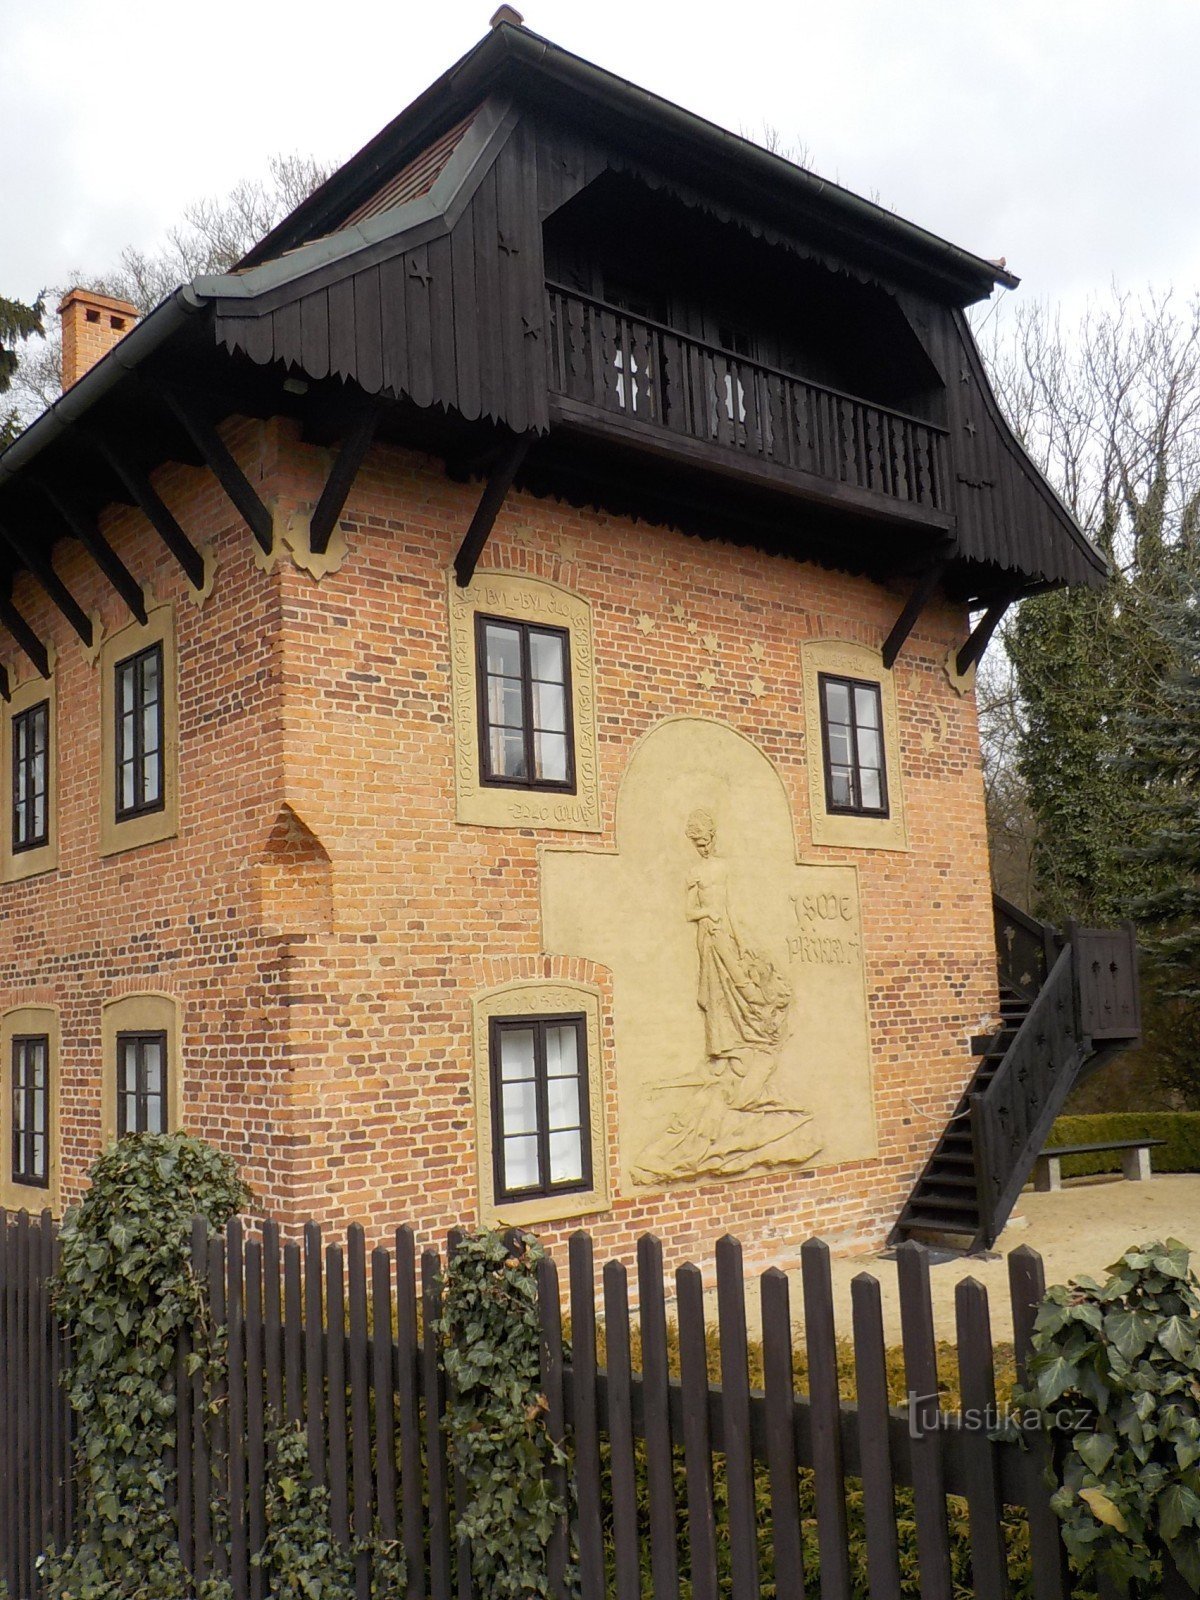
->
[546,282,950,519]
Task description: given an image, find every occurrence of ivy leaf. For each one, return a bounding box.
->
[1079,1487,1128,1531]
[1158,1483,1200,1542]
[1076,1432,1117,1476]
[1104,1309,1154,1362]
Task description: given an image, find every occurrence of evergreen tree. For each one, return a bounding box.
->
[1,290,45,447]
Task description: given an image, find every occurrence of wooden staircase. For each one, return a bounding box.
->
[891,897,1142,1253]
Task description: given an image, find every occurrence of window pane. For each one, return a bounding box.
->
[830,767,854,808]
[503,1134,539,1191]
[143,702,161,756]
[487,676,524,729]
[823,679,850,723]
[501,1081,538,1137]
[544,1025,579,1079]
[142,650,160,704]
[854,685,880,728]
[146,1095,164,1134]
[857,728,881,770]
[32,708,46,756]
[31,1134,45,1178]
[827,727,852,766]
[499,1028,536,1082]
[534,731,568,783]
[142,755,161,804]
[485,625,522,677]
[120,665,135,714]
[860,769,883,811]
[529,631,564,684]
[532,680,565,734]
[144,1040,163,1095]
[546,1077,580,1131]
[490,728,527,779]
[121,761,136,812]
[548,1129,584,1185]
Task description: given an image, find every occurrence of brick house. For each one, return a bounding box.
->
[0,15,1138,1261]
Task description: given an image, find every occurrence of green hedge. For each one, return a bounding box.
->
[1045,1112,1200,1177]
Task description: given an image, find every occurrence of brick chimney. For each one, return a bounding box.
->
[58,288,139,390]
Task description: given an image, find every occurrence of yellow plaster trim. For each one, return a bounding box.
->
[253,500,352,581]
[942,644,977,696]
[99,603,179,858]
[801,638,909,852]
[448,569,601,833]
[1,670,58,884]
[470,981,610,1228]
[99,993,184,1150]
[0,1006,62,1214]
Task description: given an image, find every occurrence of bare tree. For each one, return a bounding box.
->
[8,152,334,422]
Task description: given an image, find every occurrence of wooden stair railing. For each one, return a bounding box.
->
[892,897,1141,1252]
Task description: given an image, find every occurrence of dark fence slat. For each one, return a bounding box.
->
[568,1234,604,1600]
[1010,1246,1071,1600]
[394,1226,424,1598]
[49,1219,68,1557]
[207,1229,230,1583]
[326,1243,351,1547]
[716,1235,759,1600]
[283,1241,304,1429]
[676,1262,718,1600]
[444,1231,472,1600]
[348,1224,373,1600]
[16,1213,31,1600]
[226,1218,249,1600]
[956,1276,1009,1598]
[602,1258,641,1600]
[38,1213,53,1576]
[537,1254,569,1599]
[1,1211,12,1600]
[371,1246,398,1554]
[304,1223,327,1489]
[801,1237,852,1600]
[637,1233,679,1600]
[897,1241,953,1600]
[245,1237,266,1600]
[849,1272,902,1600]
[190,1219,213,1586]
[761,1267,806,1599]
[422,1247,452,1600]
[262,1220,283,1422]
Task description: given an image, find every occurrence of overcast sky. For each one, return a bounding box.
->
[5,0,1200,326]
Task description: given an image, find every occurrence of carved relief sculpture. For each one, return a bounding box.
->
[632,809,822,1183]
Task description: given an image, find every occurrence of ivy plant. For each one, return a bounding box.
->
[438,1229,577,1600]
[45,1132,250,1600]
[1016,1239,1200,1593]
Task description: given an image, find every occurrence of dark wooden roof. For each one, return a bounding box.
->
[0,15,1105,662]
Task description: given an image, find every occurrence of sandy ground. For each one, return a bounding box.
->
[719,1174,1200,1348]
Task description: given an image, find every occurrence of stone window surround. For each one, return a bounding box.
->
[471,980,610,1229]
[0,1005,61,1213]
[801,638,909,852]
[99,604,179,857]
[100,993,184,1149]
[448,570,601,833]
[1,669,58,884]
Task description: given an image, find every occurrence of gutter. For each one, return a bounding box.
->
[0,284,208,486]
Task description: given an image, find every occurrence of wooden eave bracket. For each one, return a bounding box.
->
[0,663,9,702]
[84,428,207,591]
[309,399,385,556]
[0,583,51,680]
[152,381,274,554]
[453,432,534,587]
[0,517,94,647]
[956,591,1018,677]
[34,480,148,626]
[881,558,949,670]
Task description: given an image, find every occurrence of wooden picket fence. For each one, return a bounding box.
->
[0,1207,1110,1599]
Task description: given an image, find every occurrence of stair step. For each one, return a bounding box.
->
[904,1195,979,1220]
[900,1211,978,1237]
[917,1172,978,1190]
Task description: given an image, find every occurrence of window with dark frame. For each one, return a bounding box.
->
[476,616,575,790]
[115,643,165,821]
[11,699,49,853]
[489,1014,589,1203]
[819,673,889,816]
[116,1031,168,1137]
[11,1034,50,1188]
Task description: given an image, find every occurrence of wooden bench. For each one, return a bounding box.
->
[1033,1138,1166,1192]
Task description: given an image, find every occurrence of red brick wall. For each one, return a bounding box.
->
[0,417,997,1272]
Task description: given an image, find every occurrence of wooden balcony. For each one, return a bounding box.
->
[545,283,954,531]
